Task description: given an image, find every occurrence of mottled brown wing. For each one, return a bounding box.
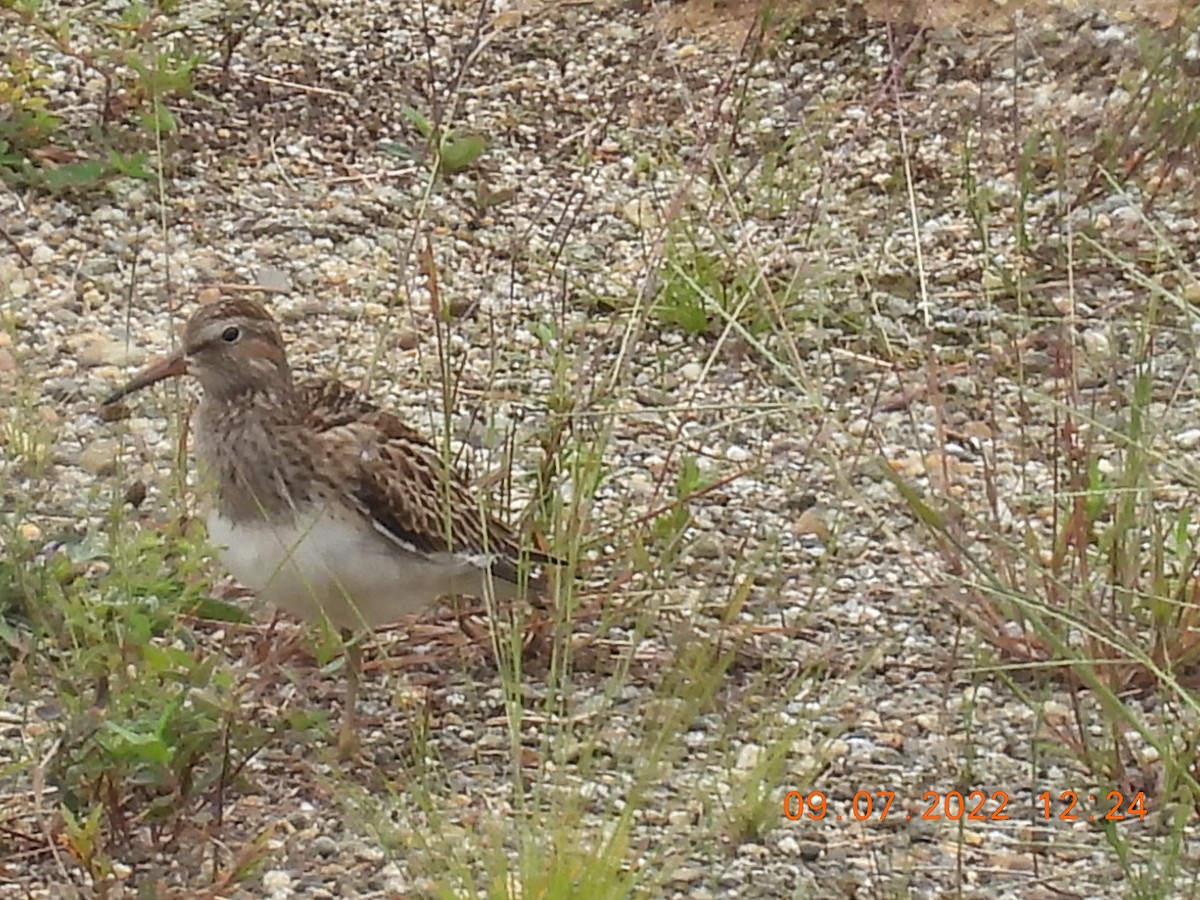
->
[317,413,553,588]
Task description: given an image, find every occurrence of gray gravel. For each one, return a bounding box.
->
[2,1,1199,898]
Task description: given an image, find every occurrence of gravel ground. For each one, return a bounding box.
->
[2,1,1199,897]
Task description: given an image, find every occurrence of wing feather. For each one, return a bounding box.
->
[302,378,554,592]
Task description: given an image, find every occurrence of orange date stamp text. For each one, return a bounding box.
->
[782,790,1148,823]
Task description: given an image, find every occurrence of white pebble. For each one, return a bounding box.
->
[680,362,703,381]
[262,870,292,897]
[1081,329,1110,356]
[735,743,763,771]
[726,444,751,463]
[1176,428,1200,450]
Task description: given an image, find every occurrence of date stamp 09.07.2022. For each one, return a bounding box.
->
[783,789,1149,824]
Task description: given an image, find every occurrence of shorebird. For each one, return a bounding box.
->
[104,297,553,756]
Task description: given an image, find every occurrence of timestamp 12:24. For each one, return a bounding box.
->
[1040,790,1148,822]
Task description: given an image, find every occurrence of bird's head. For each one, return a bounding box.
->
[104,297,292,405]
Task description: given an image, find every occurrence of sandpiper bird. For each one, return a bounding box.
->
[104,297,553,755]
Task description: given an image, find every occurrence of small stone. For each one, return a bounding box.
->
[394,329,420,350]
[447,296,478,318]
[680,362,703,381]
[75,335,145,369]
[98,402,131,423]
[79,441,119,476]
[1081,329,1110,356]
[1043,699,1069,725]
[735,743,763,771]
[255,266,293,293]
[622,196,661,230]
[794,508,830,541]
[124,480,147,509]
[30,244,55,265]
[197,287,223,305]
[379,861,408,893]
[636,387,670,406]
[726,444,751,463]
[261,869,292,896]
[797,840,822,861]
[0,348,16,374]
[311,835,338,858]
[993,852,1034,871]
[1176,428,1200,450]
[18,522,41,542]
[673,866,706,883]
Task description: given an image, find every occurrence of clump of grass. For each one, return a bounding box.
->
[1077,6,1200,211]
[0,499,276,883]
[0,278,276,893]
[884,12,1200,893]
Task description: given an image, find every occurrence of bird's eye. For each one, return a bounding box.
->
[221,326,241,343]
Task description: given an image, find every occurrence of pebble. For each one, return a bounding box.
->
[726,444,752,463]
[261,869,293,898]
[1176,428,1200,450]
[1081,329,1110,356]
[679,362,704,381]
[78,441,120,476]
[1043,699,1070,725]
[735,742,763,771]
[379,862,409,893]
[255,266,294,293]
[311,835,339,858]
[394,329,420,350]
[794,508,830,541]
[75,335,146,369]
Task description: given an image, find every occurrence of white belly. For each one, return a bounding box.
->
[205,506,496,630]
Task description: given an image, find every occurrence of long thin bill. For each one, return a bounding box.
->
[103,351,188,405]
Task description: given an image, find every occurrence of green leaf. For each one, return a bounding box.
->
[139,101,177,134]
[39,159,107,192]
[653,300,708,334]
[378,141,416,160]
[438,134,486,175]
[108,150,152,179]
[187,596,254,624]
[402,106,433,138]
[101,722,171,766]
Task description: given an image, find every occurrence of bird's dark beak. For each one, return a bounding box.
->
[103,350,189,405]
